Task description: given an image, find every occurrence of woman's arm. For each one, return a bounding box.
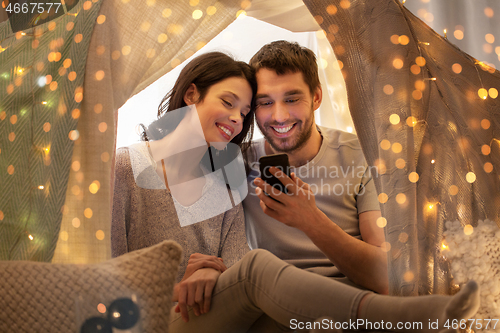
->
[219,203,250,267]
[173,203,250,322]
[111,148,132,257]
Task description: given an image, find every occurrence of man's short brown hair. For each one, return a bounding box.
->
[249,40,320,94]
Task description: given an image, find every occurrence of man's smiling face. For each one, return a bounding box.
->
[254,68,321,153]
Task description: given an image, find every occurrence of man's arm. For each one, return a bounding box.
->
[254,168,388,294]
[301,209,388,294]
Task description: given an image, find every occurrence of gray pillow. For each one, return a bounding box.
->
[0,240,182,332]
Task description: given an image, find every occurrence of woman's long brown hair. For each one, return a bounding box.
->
[140,52,256,158]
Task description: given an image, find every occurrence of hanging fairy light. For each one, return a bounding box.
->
[0,0,92,260]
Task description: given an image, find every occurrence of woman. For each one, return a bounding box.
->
[112,51,253,285]
[112,52,481,333]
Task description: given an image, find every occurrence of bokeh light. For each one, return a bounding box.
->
[466,172,476,183]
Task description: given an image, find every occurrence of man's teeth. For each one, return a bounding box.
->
[218,125,231,136]
[273,124,293,133]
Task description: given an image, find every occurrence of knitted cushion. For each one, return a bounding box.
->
[443,219,500,331]
[0,240,182,332]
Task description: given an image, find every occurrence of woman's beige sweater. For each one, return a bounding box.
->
[111,147,249,282]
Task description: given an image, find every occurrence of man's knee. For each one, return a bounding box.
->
[241,248,274,265]
[238,248,283,277]
[242,247,295,279]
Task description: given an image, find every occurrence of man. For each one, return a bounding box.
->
[243,40,388,294]
[168,42,481,333]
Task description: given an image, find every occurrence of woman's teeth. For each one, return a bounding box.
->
[218,124,231,136]
[273,124,293,133]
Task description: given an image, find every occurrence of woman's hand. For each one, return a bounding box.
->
[173,268,221,322]
[172,253,226,322]
[183,253,227,280]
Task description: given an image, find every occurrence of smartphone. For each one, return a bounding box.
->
[258,154,291,194]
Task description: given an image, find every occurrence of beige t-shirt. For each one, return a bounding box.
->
[243,126,380,277]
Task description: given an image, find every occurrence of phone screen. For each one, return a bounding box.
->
[258,154,290,194]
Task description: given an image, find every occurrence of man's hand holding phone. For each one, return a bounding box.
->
[255,156,327,232]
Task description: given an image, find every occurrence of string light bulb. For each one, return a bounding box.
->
[478,88,488,100]
[425,202,440,214]
[444,29,447,38]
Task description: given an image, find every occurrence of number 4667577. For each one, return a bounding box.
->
[5,2,62,14]
[444,318,499,330]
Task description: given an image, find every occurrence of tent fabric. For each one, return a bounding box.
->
[303,0,500,296]
[0,0,102,262]
[403,1,500,72]
[0,0,246,263]
[246,0,320,32]
[51,0,245,264]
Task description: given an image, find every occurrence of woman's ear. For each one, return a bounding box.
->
[183,83,200,105]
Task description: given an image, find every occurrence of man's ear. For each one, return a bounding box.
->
[183,83,200,105]
[312,85,322,110]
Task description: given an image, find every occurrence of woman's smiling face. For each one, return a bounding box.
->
[185,76,253,150]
